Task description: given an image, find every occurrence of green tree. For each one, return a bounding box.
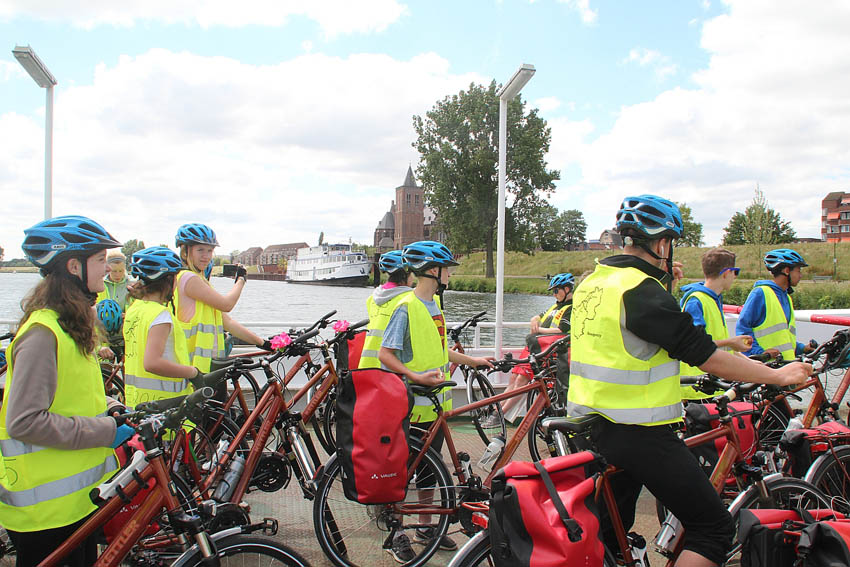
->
[561,209,587,251]
[722,187,796,245]
[121,239,145,260]
[413,81,560,277]
[675,202,705,247]
[318,231,324,246]
[0,245,4,262]
[532,203,564,251]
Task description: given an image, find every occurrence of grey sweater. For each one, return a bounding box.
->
[6,325,116,450]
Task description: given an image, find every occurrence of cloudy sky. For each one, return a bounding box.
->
[0,0,845,256]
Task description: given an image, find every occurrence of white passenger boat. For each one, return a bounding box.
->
[287,243,371,286]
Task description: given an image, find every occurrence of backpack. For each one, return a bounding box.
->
[684,401,760,477]
[489,451,606,567]
[335,368,413,504]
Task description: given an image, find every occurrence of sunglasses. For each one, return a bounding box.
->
[719,267,740,276]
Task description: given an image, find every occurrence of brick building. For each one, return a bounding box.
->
[374,167,442,251]
[260,242,309,265]
[822,191,850,242]
[234,247,263,265]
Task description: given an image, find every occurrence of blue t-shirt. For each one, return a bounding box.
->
[382,296,443,364]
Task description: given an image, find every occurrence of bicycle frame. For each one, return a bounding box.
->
[399,376,552,519]
[39,425,198,567]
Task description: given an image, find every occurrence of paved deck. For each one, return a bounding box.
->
[242,419,667,566]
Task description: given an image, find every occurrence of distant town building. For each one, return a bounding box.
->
[599,229,623,249]
[822,191,850,242]
[261,242,309,265]
[373,167,444,252]
[234,247,263,265]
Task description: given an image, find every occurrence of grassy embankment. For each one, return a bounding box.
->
[449,242,850,309]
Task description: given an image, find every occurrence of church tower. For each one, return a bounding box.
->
[393,166,425,249]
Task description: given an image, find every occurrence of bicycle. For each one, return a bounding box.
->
[311,338,570,567]
[29,387,309,567]
[447,376,831,567]
[447,312,506,446]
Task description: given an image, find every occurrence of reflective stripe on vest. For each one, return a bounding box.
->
[540,302,570,329]
[173,270,225,372]
[0,457,117,508]
[680,290,730,399]
[567,263,682,426]
[752,286,797,360]
[0,309,118,532]
[395,293,451,423]
[359,290,414,370]
[123,299,193,407]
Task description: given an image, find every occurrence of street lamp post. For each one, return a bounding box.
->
[13,46,57,220]
[494,64,535,360]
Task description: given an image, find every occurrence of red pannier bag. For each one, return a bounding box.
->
[346,329,366,371]
[488,451,606,567]
[103,434,159,543]
[780,421,850,478]
[798,517,850,566]
[684,401,760,478]
[335,368,413,504]
[737,508,843,567]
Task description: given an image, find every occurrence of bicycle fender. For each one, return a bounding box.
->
[726,472,786,515]
[447,530,489,567]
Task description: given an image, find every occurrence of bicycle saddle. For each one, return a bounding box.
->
[409,381,457,396]
[541,414,603,436]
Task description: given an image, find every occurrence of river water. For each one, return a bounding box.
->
[0,272,552,346]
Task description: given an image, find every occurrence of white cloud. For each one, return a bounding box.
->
[551,0,850,245]
[0,0,408,37]
[623,47,678,79]
[0,60,25,81]
[556,0,598,25]
[0,49,483,252]
[534,96,561,113]
[302,40,314,53]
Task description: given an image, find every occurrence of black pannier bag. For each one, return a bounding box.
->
[335,367,413,504]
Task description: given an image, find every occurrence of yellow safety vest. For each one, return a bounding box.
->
[359,290,414,370]
[173,270,225,373]
[123,299,194,407]
[540,302,570,330]
[0,310,118,532]
[753,285,797,361]
[394,293,451,424]
[680,291,729,400]
[567,263,682,426]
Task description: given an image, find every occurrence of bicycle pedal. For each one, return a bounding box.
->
[261,517,278,536]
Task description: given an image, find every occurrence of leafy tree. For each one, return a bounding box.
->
[0,245,4,261]
[722,187,796,245]
[318,231,324,246]
[121,239,145,260]
[674,202,705,247]
[561,209,587,251]
[532,204,565,251]
[413,81,559,277]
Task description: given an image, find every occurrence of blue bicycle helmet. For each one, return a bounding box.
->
[130,246,183,281]
[379,250,407,274]
[402,241,458,271]
[204,260,213,280]
[548,273,575,291]
[616,195,683,240]
[96,299,123,334]
[175,223,219,248]
[0,350,5,369]
[22,215,121,273]
[764,249,808,271]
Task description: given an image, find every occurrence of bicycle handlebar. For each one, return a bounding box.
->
[327,318,369,346]
[449,311,488,339]
[488,335,570,373]
[304,310,338,334]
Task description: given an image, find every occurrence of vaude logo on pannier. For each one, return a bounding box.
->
[371,472,400,480]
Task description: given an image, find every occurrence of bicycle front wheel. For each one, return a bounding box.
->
[756,403,790,452]
[313,440,455,567]
[805,444,850,515]
[465,369,506,446]
[177,534,309,566]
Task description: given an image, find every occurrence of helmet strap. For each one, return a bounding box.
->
[626,236,674,292]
